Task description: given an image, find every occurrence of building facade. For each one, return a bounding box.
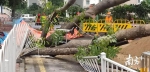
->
[26,0,48,7]
[123,0,143,5]
[74,0,102,8]
[74,0,143,8]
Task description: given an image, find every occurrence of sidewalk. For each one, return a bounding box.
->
[16,60,25,72]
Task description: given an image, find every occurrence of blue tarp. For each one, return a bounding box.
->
[13,18,23,25]
[0,18,23,44]
[0,32,8,44]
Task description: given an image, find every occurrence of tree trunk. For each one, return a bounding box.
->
[62,0,129,29]
[11,8,15,17]
[11,0,16,18]
[22,48,78,56]
[21,37,92,56]
[54,38,92,48]
[115,24,150,41]
[41,0,76,38]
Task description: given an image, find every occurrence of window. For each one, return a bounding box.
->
[86,0,90,5]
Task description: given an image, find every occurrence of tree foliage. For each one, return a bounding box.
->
[111,1,150,20]
[48,0,63,7]
[67,5,84,17]
[25,3,42,15]
[145,0,150,5]
[1,0,25,17]
[75,24,120,59]
[0,0,8,5]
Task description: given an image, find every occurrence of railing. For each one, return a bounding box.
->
[141,51,150,72]
[114,19,145,24]
[83,23,132,34]
[78,52,137,72]
[78,56,100,72]
[101,52,137,72]
[0,22,29,72]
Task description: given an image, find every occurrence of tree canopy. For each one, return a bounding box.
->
[48,0,64,7]
[0,0,8,5]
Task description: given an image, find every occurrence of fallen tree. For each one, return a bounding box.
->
[115,25,150,41]
[44,0,130,46]
[22,0,150,56]
[21,24,150,56]
[41,0,76,38]
[22,48,78,56]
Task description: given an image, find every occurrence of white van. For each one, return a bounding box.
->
[21,14,36,22]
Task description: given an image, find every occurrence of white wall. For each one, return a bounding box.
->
[90,0,99,4]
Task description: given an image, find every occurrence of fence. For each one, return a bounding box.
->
[83,23,132,34]
[0,22,29,72]
[78,52,137,72]
[97,19,145,24]
[114,19,145,24]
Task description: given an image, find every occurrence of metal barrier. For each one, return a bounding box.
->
[0,22,29,72]
[83,23,132,33]
[114,19,145,24]
[114,19,128,23]
[132,20,145,24]
[21,31,38,56]
[101,52,137,72]
[78,52,137,72]
[78,56,100,72]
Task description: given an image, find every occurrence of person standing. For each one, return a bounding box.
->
[35,13,41,25]
[105,12,113,24]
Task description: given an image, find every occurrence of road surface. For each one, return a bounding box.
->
[25,55,86,72]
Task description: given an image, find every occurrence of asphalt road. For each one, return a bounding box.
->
[25,55,86,72]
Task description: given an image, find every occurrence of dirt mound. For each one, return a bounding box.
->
[113,36,150,69]
[120,36,150,56]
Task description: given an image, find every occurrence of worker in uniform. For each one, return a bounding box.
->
[35,13,41,25]
[105,12,113,24]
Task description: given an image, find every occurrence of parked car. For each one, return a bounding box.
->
[21,14,36,22]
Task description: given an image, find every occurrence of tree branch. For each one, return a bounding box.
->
[41,0,76,38]
[63,0,130,29]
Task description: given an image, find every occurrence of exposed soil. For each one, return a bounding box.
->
[113,36,150,69]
